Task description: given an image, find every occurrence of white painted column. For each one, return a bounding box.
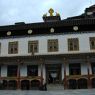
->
[38,64,46,84]
[62,63,64,80]
[81,62,88,75]
[20,65,27,77]
[1,65,7,77]
[43,64,46,84]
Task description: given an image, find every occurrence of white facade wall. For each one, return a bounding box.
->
[1,65,7,77]
[66,64,69,75]
[0,32,95,78]
[20,65,27,76]
[81,62,88,75]
[0,32,95,57]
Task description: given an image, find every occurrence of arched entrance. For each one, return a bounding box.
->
[68,79,77,89]
[0,80,7,90]
[77,78,87,89]
[30,80,40,90]
[2,80,7,90]
[0,82,2,89]
[91,78,95,88]
[8,80,17,90]
[21,80,30,90]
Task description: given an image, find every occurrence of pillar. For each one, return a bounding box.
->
[40,58,44,86]
[63,57,68,89]
[17,60,21,89]
[86,56,91,89]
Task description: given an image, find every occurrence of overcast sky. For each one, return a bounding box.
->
[0,0,95,25]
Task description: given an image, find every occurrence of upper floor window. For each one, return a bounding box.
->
[8,41,18,54]
[48,39,58,52]
[68,38,79,51]
[28,41,38,54]
[90,37,95,50]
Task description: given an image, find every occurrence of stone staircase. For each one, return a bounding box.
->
[47,84,64,91]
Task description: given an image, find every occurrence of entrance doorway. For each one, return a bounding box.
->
[46,64,61,84]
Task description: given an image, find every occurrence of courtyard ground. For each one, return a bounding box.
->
[0,89,95,95]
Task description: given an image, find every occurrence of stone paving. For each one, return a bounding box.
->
[0,89,95,95]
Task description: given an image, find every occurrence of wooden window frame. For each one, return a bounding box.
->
[8,41,18,54]
[68,38,79,51]
[90,37,95,50]
[48,39,58,52]
[28,41,38,53]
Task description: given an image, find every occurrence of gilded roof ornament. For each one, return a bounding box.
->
[43,8,61,20]
[43,13,47,17]
[56,12,60,16]
[48,8,54,16]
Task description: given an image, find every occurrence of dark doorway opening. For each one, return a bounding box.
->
[91,78,95,88]
[30,80,40,90]
[78,78,87,89]
[46,64,61,84]
[8,80,17,90]
[0,80,7,90]
[21,80,30,90]
[68,79,77,89]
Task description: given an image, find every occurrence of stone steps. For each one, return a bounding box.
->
[47,84,64,91]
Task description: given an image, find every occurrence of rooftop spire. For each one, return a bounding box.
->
[48,8,54,16]
[43,8,61,22]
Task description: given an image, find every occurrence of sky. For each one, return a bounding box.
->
[0,0,95,25]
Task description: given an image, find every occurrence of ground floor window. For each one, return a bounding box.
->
[69,63,81,75]
[27,65,38,76]
[7,65,18,77]
[91,62,95,74]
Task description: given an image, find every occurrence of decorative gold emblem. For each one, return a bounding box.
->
[43,8,60,17]
[73,26,78,31]
[48,8,54,16]
[50,28,54,33]
[7,31,11,36]
[28,29,33,34]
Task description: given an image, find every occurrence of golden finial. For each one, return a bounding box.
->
[48,8,54,16]
[56,12,60,16]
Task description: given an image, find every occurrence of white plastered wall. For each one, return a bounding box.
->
[1,65,7,77]
[0,32,95,57]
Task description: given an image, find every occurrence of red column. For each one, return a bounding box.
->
[87,56,91,89]
[63,58,67,89]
